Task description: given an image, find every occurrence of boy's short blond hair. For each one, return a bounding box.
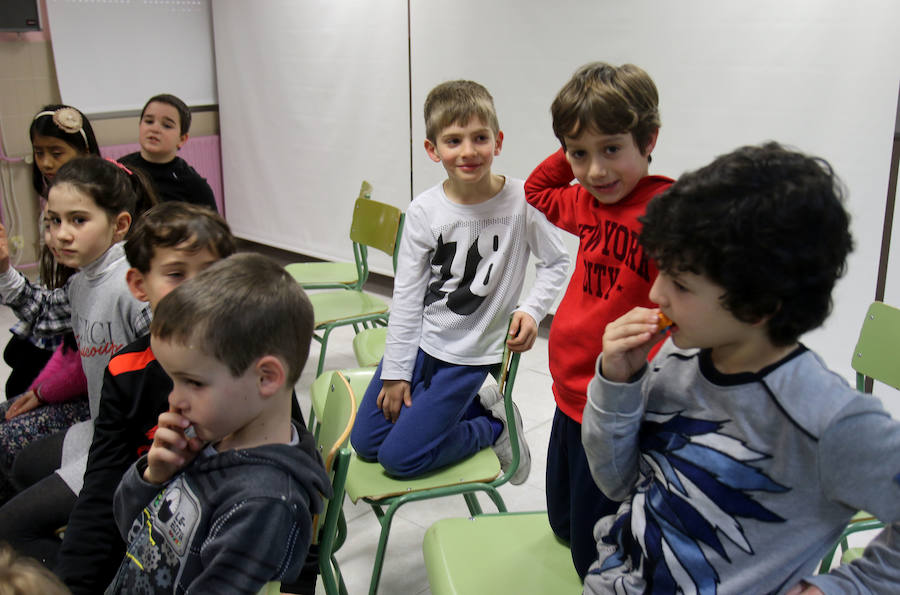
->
[150,253,314,385]
[551,62,660,153]
[424,80,500,143]
[0,545,70,595]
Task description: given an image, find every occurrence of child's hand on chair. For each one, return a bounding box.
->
[506,311,537,353]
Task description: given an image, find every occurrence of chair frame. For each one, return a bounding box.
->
[306,196,404,429]
[818,301,900,571]
[345,345,523,594]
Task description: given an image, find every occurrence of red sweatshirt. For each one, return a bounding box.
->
[525,148,673,422]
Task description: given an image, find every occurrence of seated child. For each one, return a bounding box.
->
[54,202,235,593]
[0,155,155,566]
[106,253,331,593]
[118,94,218,212]
[350,80,569,482]
[0,199,89,505]
[4,104,100,397]
[583,142,900,593]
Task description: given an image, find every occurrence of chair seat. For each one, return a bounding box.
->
[310,291,389,326]
[423,512,582,595]
[286,261,359,289]
[346,448,500,503]
[352,327,387,367]
[310,368,377,423]
[256,582,281,595]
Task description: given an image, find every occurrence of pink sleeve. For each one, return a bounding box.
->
[28,343,88,404]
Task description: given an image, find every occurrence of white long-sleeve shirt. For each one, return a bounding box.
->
[381,177,570,381]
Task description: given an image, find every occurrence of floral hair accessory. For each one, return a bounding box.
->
[34,108,89,149]
[105,157,132,176]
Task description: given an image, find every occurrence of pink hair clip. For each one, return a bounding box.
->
[105,157,133,176]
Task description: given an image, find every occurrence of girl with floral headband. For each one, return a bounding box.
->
[4,106,101,397]
[0,108,102,505]
[30,105,100,200]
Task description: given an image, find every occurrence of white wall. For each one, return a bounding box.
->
[214,0,900,396]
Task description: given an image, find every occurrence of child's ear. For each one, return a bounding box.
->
[494,130,504,156]
[125,268,149,302]
[424,139,442,163]
[112,212,132,243]
[255,355,286,398]
[642,129,660,158]
[177,132,189,151]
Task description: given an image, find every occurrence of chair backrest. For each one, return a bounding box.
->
[349,197,405,274]
[358,180,373,200]
[851,301,900,392]
[313,372,356,543]
[314,372,357,595]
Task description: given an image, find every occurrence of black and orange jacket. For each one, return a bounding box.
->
[55,333,170,594]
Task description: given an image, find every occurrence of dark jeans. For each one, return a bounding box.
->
[545,407,620,580]
[3,334,54,398]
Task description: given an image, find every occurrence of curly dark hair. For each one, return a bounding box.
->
[639,142,853,346]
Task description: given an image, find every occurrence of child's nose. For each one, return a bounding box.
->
[589,159,608,179]
[55,224,73,241]
[648,276,665,305]
[168,389,183,411]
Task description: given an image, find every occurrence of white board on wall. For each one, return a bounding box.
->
[212,0,410,276]
[409,0,900,386]
[46,0,217,114]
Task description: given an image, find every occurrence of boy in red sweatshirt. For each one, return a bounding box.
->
[524,62,673,579]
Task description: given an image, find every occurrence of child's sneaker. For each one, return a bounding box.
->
[476,376,503,410]
[487,397,531,485]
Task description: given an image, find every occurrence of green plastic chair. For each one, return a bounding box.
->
[344,345,522,594]
[307,196,404,380]
[308,367,377,434]
[286,181,375,290]
[818,301,900,571]
[255,582,280,595]
[314,371,357,595]
[352,326,387,367]
[423,511,582,595]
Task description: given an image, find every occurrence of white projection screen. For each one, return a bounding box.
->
[212,0,410,277]
[213,0,900,390]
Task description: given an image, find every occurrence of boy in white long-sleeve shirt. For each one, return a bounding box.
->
[350,80,569,483]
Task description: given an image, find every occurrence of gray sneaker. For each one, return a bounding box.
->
[487,396,531,485]
[476,376,503,410]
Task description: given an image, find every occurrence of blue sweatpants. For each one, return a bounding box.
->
[546,406,620,580]
[350,349,492,478]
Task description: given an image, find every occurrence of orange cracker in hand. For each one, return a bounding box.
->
[657,312,674,332]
